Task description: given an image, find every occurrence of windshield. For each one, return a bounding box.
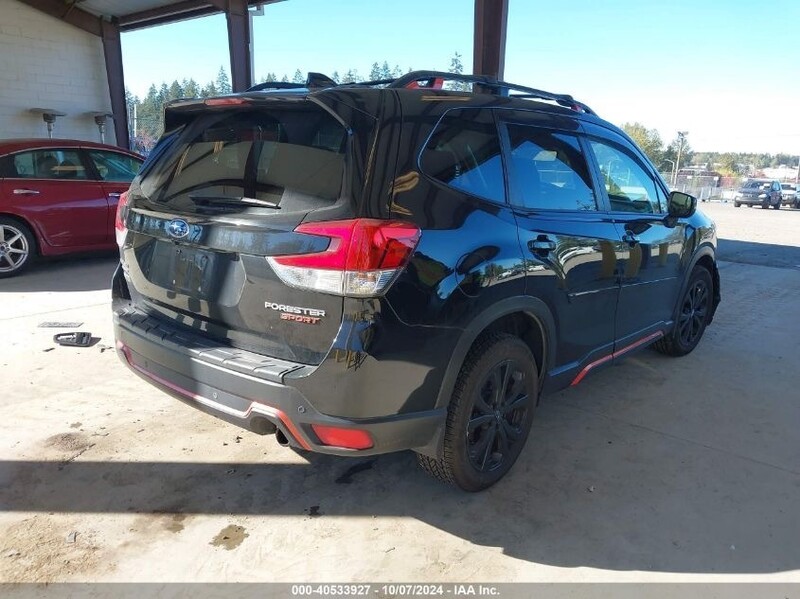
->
[137,107,347,214]
[743,180,770,190]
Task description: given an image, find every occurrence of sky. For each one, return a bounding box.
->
[121,0,800,155]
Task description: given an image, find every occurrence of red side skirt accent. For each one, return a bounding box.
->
[570,331,664,387]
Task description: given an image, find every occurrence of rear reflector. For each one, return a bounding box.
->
[267,219,420,297]
[114,190,130,248]
[311,425,374,450]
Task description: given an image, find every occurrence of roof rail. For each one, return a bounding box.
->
[248,70,595,115]
[247,72,338,92]
[389,70,595,114]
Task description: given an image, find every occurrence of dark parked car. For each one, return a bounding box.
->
[733,178,783,209]
[113,71,720,491]
[0,139,143,277]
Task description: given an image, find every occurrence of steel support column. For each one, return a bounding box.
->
[223,0,253,92]
[100,18,130,149]
[473,0,509,80]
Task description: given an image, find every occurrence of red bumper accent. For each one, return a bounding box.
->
[116,341,312,450]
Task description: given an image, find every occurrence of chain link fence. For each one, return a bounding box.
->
[659,173,743,202]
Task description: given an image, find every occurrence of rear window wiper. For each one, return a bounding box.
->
[188,194,281,209]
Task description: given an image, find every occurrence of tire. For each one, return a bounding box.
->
[417,333,538,491]
[0,217,36,278]
[734,202,741,208]
[654,266,713,357]
[773,202,780,210]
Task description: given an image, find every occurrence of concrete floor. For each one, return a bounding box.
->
[0,202,798,582]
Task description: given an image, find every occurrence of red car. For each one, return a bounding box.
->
[0,138,144,277]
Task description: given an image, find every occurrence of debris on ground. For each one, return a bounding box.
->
[65,532,77,544]
[38,321,83,328]
[42,348,55,353]
[305,505,322,518]
[53,332,95,348]
[587,485,596,493]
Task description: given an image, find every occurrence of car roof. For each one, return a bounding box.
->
[0,138,143,159]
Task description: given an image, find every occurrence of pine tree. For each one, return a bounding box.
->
[281,74,289,83]
[369,62,381,81]
[446,52,469,91]
[167,80,184,101]
[201,82,219,98]
[292,69,304,84]
[215,66,232,94]
[182,78,200,98]
[331,71,340,84]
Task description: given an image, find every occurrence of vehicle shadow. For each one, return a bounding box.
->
[2,390,798,574]
[0,253,118,293]
[718,238,800,269]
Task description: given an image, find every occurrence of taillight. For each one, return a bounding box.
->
[267,219,421,297]
[114,190,130,248]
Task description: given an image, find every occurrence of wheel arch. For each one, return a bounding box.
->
[414,296,556,460]
[434,296,556,412]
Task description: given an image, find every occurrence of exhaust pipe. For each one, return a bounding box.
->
[275,429,290,447]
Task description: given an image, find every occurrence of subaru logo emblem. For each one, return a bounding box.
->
[167,219,189,239]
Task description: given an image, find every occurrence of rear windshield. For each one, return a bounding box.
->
[138,107,347,214]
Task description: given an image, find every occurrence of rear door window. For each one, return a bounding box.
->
[88,150,142,182]
[138,108,347,214]
[420,112,505,203]
[504,124,597,211]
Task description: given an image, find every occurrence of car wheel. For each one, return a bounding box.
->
[773,202,780,210]
[417,333,537,491]
[654,266,713,357]
[734,202,741,207]
[0,217,36,278]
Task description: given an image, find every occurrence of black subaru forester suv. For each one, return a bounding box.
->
[113,71,720,491]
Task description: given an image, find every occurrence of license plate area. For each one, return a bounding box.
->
[149,241,221,300]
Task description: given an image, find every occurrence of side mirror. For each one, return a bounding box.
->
[667,191,697,218]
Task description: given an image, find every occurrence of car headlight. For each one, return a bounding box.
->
[758,193,767,199]
[735,192,743,198]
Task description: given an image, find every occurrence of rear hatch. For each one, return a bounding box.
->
[120,97,361,365]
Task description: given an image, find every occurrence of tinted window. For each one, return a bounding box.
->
[89,150,142,182]
[139,108,347,214]
[420,114,505,203]
[506,125,596,211]
[5,149,89,180]
[589,140,661,213]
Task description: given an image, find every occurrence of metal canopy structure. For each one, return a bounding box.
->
[16,0,509,150]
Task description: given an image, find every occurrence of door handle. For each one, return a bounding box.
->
[13,188,40,195]
[622,231,639,247]
[108,192,121,199]
[529,236,557,255]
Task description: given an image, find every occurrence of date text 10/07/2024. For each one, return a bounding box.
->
[290,584,502,597]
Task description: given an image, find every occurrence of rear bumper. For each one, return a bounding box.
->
[115,324,445,456]
[113,300,446,457]
[735,196,776,205]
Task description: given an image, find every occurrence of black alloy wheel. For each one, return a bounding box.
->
[466,358,530,473]
[417,333,538,491]
[654,266,713,357]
